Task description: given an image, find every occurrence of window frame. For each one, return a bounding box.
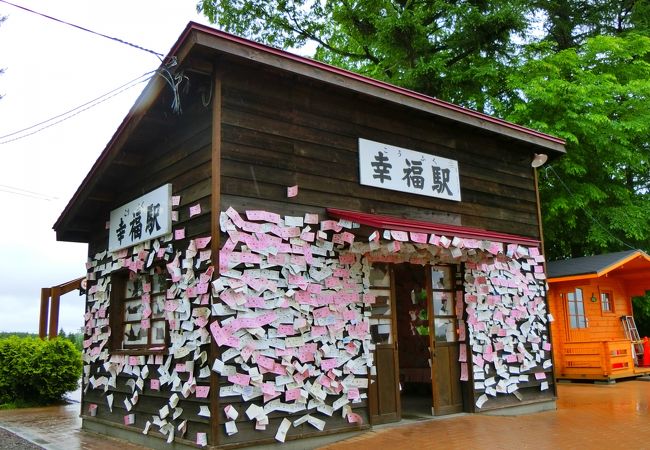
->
[600,289,614,314]
[110,267,170,353]
[566,288,587,329]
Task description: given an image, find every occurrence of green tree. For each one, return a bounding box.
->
[197,1,650,259]
[499,33,650,258]
[198,0,531,110]
[533,0,649,50]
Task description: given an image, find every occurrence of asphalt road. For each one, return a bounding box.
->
[0,426,44,450]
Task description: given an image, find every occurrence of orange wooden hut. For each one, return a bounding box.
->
[547,250,650,381]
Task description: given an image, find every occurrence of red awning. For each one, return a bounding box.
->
[326,208,540,246]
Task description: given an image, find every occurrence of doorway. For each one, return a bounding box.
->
[394,264,432,418]
[368,262,468,424]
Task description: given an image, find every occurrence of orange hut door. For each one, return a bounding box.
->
[562,287,590,342]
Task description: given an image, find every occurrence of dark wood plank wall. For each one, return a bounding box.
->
[219,62,541,240]
[83,98,215,443]
[78,55,548,443]
[216,63,542,439]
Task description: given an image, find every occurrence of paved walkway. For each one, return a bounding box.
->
[1,381,649,449]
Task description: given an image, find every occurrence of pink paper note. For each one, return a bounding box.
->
[189,203,202,217]
[172,195,181,206]
[228,373,251,386]
[196,386,210,398]
[410,232,428,243]
[262,383,276,396]
[390,230,409,241]
[347,388,360,400]
[347,412,363,424]
[256,355,276,370]
[150,379,160,391]
[460,362,469,381]
[304,213,319,224]
[287,185,298,197]
[285,387,301,401]
[196,236,211,249]
[321,358,338,371]
[174,228,185,240]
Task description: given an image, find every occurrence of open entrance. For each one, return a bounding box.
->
[394,264,432,417]
[369,262,468,424]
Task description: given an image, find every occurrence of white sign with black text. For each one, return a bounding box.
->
[108,184,172,252]
[358,138,461,201]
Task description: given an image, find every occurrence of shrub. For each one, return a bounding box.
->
[0,336,82,406]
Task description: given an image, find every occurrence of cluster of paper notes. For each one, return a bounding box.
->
[80,198,555,446]
[464,245,552,409]
[213,208,373,441]
[82,198,214,446]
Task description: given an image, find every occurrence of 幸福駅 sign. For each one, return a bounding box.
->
[358,138,461,201]
[108,184,172,252]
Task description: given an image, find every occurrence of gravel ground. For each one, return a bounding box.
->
[0,427,44,450]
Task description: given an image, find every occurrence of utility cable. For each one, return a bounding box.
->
[0,0,165,59]
[0,71,155,144]
[0,184,58,201]
[0,71,155,141]
[544,164,636,251]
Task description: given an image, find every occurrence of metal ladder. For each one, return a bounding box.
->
[621,315,644,363]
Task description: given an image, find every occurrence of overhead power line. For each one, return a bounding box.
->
[0,183,58,201]
[0,71,156,144]
[0,0,165,59]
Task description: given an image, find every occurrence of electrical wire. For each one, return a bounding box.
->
[0,72,155,145]
[544,164,636,250]
[0,71,155,141]
[0,184,58,201]
[0,0,165,59]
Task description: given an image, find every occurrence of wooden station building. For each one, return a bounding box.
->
[547,250,650,381]
[54,22,566,449]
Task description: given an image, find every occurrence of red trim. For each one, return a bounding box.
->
[327,208,540,246]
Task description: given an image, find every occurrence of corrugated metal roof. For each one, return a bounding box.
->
[547,250,642,279]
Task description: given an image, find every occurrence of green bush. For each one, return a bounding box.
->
[0,336,82,406]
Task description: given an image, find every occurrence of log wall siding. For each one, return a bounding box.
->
[83,99,215,444]
[219,63,540,240]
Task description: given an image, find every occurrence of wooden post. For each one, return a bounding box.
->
[534,167,558,397]
[39,288,50,339]
[48,286,61,339]
[209,62,223,447]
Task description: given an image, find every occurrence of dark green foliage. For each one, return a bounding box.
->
[633,294,650,338]
[0,330,83,352]
[499,34,650,259]
[198,1,650,258]
[0,336,82,406]
[198,0,531,110]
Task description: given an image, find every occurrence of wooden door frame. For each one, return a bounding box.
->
[427,263,466,416]
[368,263,402,425]
[389,264,402,421]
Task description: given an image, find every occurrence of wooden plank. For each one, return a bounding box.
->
[210,63,223,447]
[39,288,50,339]
[48,286,60,338]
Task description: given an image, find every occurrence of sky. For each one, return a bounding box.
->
[0,0,217,333]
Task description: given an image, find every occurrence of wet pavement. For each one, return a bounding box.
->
[0,380,649,449]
